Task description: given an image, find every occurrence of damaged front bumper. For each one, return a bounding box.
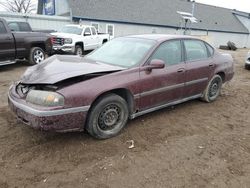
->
[8,86,89,132]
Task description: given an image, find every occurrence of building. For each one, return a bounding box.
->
[36,0,250,48]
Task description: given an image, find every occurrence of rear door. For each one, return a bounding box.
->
[0,21,15,61]
[183,39,215,97]
[139,40,186,111]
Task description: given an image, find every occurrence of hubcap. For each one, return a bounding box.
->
[98,104,121,131]
[76,48,83,56]
[211,83,218,96]
[209,78,220,98]
[34,50,45,64]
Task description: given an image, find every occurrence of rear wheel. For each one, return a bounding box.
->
[86,94,129,139]
[245,64,250,70]
[29,47,45,65]
[102,40,108,44]
[75,45,83,56]
[202,75,222,102]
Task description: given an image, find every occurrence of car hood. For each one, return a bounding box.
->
[20,55,126,85]
[51,32,80,38]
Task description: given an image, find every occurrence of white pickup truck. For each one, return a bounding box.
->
[51,25,110,55]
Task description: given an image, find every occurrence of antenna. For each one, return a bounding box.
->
[177,11,198,35]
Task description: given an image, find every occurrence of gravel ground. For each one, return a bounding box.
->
[0,49,250,188]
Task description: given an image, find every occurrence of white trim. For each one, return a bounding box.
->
[106,24,115,37]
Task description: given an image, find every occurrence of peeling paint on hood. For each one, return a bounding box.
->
[21,55,125,85]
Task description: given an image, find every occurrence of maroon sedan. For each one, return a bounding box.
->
[8,35,234,139]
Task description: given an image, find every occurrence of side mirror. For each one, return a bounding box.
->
[145,59,165,71]
[84,32,91,36]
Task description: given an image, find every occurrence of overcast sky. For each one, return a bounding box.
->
[196,0,250,13]
[0,0,249,13]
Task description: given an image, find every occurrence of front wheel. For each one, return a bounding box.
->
[86,94,129,139]
[202,75,222,102]
[75,45,83,56]
[29,47,45,65]
[245,64,250,70]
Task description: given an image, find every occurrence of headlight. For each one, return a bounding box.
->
[26,90,64,107]
[64,38,72,44]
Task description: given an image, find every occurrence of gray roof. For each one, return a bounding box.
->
[68,0,249,34]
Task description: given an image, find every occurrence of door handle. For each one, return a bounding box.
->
[177,68,185,73]
[209,64,215,67]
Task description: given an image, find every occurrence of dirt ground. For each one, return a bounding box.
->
[0,49,250,188]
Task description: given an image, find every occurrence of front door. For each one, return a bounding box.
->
[0,21,15,61]
[83,27,93,50]
[183,39,215,97]
[91,27,100,48]
[139,40,186,111]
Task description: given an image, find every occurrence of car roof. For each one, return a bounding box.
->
[8,21,28,23]
[126,34,199,42]
[65,24,92,29]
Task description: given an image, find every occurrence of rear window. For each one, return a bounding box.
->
[184,40,208,61]
[18,22,31,31]
[0,21,7,34]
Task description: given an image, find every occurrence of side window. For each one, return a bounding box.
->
[84,27,91,36]
[91,27,96,35]
[151,40,182,66]
[205,43,214,57]
[8,23,20,31]
[184,40,208,61]
[0,21,7,34]
[106,24,114,37]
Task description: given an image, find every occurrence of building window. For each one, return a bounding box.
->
[106,24,114,37]
[91,22,99,32]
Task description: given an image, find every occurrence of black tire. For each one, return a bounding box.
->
[202,75,223,103]
[86,94,129,139]
[29,47,45,65]
[245,64,250,70]
[75,45,83,56]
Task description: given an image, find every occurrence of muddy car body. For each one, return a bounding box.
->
[8,35,234,139]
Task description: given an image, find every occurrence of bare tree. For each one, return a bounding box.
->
[0,0,36,13]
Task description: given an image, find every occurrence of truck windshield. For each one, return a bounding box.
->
[61,26,82,35]
[85,37,156,68]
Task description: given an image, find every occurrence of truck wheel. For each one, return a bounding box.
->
[102,40,108,44]
[75,45,83,56]
[245,64,250,70]
[202,75,222,103]
[29,47,45,65]
[86,94,129,139]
